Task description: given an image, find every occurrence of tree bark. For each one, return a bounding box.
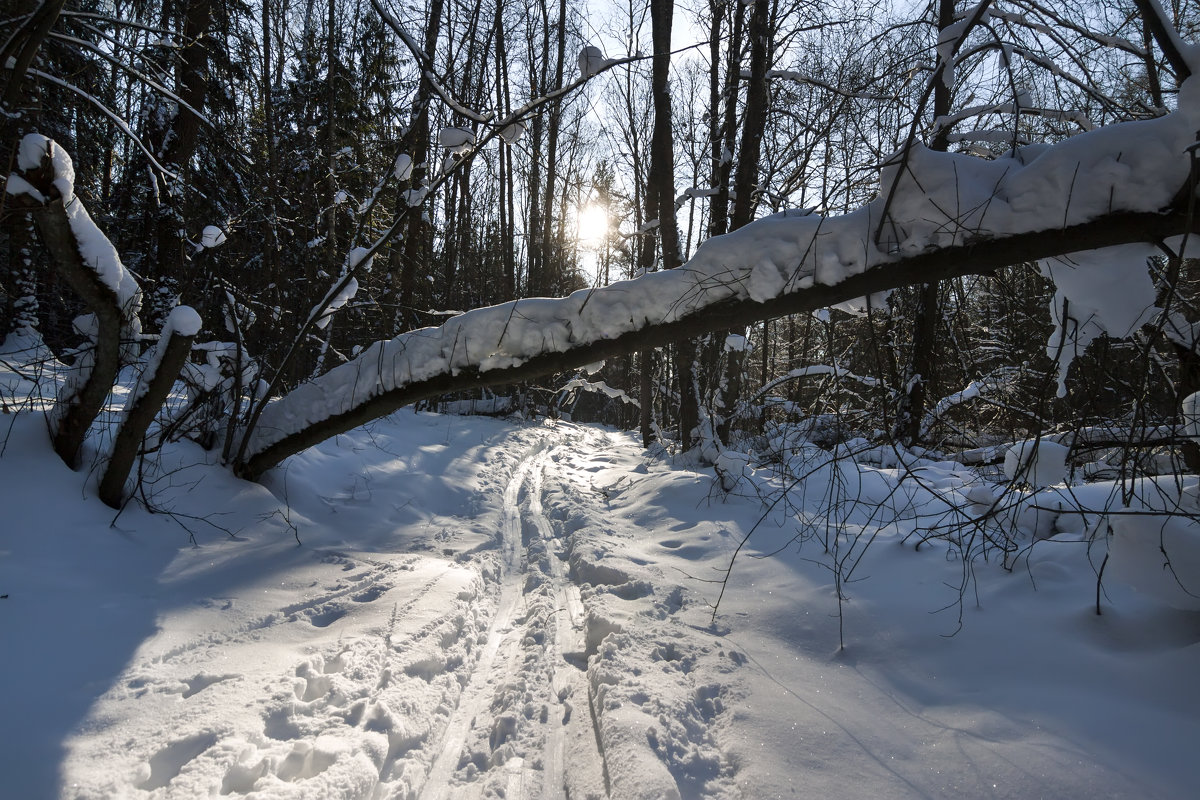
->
[395,0,445,331]
[647,0,698,449]
[152,0,212,289]
[261,0,280,282]
[729,0,770,230]
[534,0,568,297]
[716,0,770,445]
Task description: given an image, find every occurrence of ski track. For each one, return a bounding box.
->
[61,424,624,799]
[419,430,608,800]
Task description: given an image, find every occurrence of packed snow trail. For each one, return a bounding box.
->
[53,420,630,800]
[418,436,608,800]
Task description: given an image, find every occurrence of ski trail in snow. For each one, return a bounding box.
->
[529,452,586,656]
[530,444,609,800]
[419,443,543,800]
[419,430,608,799]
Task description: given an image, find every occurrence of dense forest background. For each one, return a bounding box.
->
[3,0,1200,485]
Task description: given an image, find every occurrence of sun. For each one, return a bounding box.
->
[576,204,608,244]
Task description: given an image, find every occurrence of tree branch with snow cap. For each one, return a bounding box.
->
[233,70,1200,479]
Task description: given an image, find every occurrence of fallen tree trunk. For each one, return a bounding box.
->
[234,79,1200,480]
[235,206,1200,480]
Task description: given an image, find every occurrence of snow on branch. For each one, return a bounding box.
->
[560,377,639,408]
[750,365,882,404]
[919,371,1013,439]
[6,135,143,467]
[233,85,1200,480]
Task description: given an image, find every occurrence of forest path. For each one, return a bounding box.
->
[56,420,615,800]
[419,427,608,799]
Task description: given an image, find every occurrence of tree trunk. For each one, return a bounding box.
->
[648,0,697,450]
[894,0,954,446]
[708,1,743,240]
[535,0,568,296]
[152,0,212,293]
[729,0,770,230]
[716,0,770,444]
[99,319,197,508]
[261,0,280,283]
[395,0,445,331]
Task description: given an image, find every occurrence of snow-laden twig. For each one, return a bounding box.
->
[559,377,639,408]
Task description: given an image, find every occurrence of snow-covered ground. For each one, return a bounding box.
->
[2,361,1200,798]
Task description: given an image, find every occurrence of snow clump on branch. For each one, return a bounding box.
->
[394,153,414,181]
[578,46,608,78]
[200,225,227,249]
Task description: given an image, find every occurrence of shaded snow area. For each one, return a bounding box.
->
[3,404,1200,796]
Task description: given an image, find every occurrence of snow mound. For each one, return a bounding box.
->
[1108,514,1200,610]
[1004,439,1069,487]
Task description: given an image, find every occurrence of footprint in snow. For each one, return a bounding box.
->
[137,733,217,791]
[181,672,238,698]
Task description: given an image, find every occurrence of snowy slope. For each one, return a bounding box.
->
[2,399,1199,798]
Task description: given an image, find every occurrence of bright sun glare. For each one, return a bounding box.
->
[576,204,608,245]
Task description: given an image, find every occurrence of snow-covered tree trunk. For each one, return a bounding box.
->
[99,306,200,508]
[8,137,142,468]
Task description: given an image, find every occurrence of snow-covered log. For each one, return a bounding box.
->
[951,424,1183,467]
[234,87,1200,480]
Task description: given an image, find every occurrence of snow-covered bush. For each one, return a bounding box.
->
[1003,439,1069,488]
